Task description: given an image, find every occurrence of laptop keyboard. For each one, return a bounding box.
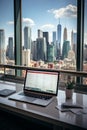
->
[19,92,52,100]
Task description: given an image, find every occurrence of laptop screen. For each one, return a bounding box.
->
[24,70,59,95]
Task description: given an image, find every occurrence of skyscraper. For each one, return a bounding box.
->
[53,31,56,43]
[48,44,54,62]
[37,37,47,61]
[0,29,6,64]
[24,26,31,49]
[43,32,49,43]
[8,37,14,60]
[62,40,71,59]
[31,41,37,60]
[22,49,30,66]
[63,27,67,42]
[71,30,73,50]
[38,29,43,38]
[57,21,62,58]
[71,30,77,53]
[43,32,49,61]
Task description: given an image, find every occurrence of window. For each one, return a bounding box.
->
[22,0,77,70]
[1,0,87,90]
[0,0,14,75]
[83,0,87,85]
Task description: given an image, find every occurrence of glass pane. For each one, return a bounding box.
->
[22,0,77,71]
[83,0,87,85]
[0,0,14,75]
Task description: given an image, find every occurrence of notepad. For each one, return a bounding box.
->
[56,102,85,114]
[0,89,16,97]
[61,102,83,109]
[70,108,87,115]
[56,102,83,113]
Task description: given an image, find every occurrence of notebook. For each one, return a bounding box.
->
[0,89,16,97]
[9,69,59,107]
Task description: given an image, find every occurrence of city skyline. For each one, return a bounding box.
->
[22,0,77,45]
[0,0,77,47]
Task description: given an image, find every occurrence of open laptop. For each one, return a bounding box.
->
[9,69,59,107]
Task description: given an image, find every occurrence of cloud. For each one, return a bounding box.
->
[41,24,55,30]
[22,18,35,26]
[48,4,77,19]
[7,21,14,25]
[7,18,35,26]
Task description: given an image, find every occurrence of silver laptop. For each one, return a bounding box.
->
[9,69,59,107]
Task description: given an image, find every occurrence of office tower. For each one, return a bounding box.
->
[43,32,49,61]
[71,30,77,53]
[57,22,62,58]
[62,40,71,59]
[7,37,14,60]
[71,30,73,50]
[63,27,67,41]
[37,37,47,61]
[51,41,57,60]
[0,29,6,64]
[52,32,57,59]
[53,31,56,43]
[43,32,49,43]
[31,41,37,60]
[24,26,31,49]
[38,29,43,38]
[48,44,54,62]
[22,49,30,66]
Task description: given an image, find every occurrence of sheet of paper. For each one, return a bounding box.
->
[56,105,71,112]
[56,105,87,115]
[70,108,87,115]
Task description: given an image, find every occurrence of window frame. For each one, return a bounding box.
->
[76,0,84,83]
[14,0,85,84]
[14,0,22,76]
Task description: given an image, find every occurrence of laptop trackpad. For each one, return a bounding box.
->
[33,99,49,106]
[21,96,36,102]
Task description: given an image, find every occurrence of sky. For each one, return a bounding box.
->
[0,0,87,47]
[22,0,77,44]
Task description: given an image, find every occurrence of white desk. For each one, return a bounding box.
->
[0,81,87,130]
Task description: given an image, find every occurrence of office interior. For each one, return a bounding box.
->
[0,0,87,130]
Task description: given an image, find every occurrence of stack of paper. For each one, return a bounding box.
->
[56,102,87,115]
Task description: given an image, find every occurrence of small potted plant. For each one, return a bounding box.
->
[65,76,75,99]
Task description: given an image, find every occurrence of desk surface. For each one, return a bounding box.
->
[0,81,87,130]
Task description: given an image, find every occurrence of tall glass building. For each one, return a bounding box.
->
[24,26,31,49]
[48,44,54,62]
[53,31,56,43]
[0,29,6,64]
[57,23,62,58]
[8,37,14,60]
[62,40,71,59]
[37,37,47,61]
